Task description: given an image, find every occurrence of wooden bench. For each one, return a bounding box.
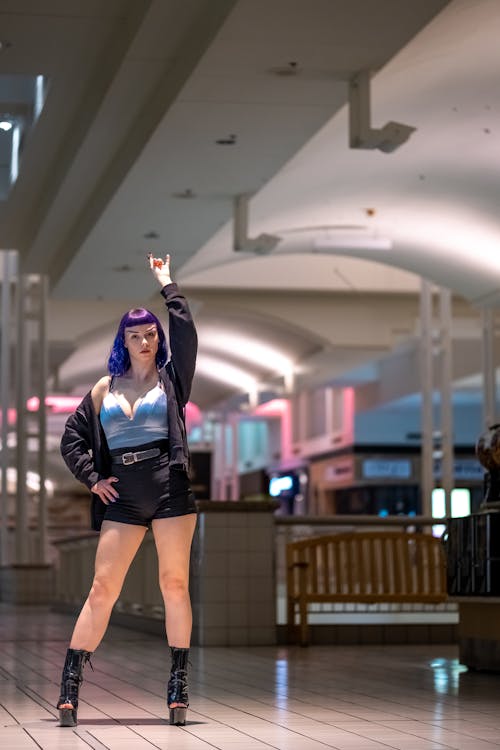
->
[286,530,447,646]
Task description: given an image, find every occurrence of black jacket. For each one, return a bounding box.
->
[60,283,198,531]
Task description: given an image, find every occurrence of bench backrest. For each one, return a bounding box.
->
[286,531,447,603]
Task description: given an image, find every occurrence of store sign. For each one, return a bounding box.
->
[362,459,412,479]
[324,462,353,483]
[433,458,483,480]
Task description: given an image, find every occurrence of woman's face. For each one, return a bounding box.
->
[124,323,159,363]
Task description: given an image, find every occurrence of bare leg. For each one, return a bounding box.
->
[152,513,197,647]
[70,521,147,652]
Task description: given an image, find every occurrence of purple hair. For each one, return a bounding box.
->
[108,308,168,376]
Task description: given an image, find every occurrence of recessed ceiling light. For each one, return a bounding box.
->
[215,134,237,145]
[267,61,300,76]
[172,189,196,199]
[0,120,13,132]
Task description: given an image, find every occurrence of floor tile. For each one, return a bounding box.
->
[2,605,500,749]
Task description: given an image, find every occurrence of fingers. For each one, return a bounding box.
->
[147,252,170,269]
[93,477,119,504]
[147,252,163,270]
[103,479,119,502]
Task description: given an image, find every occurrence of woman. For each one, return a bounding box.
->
[57,254,197,728]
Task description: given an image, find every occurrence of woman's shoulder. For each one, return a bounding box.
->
[91,375,111,413]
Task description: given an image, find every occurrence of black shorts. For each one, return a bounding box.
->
[103,448,196,528]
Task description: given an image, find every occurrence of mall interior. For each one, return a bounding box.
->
[2,1,500,748]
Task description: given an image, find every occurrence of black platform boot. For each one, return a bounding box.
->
[56,648,93,727]
[167,647,189,726]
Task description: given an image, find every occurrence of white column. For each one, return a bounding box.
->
[211,421,225,500]
[229,414,239,501]
[481,308,496,428]
[15,272,29,564]
[1,251,13,565]
[439,288,454,519]
[283,368,295,395]
[299,391,308,442]
[324,386,335,437]
[420,279,434,517]
[37,275,48,563]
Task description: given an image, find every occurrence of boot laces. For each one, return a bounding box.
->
[168,670,188,702]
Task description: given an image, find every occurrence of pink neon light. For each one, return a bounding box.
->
[343,387,355,443]
[7,395,203,422]
[26,395,83,414]
[0,408,17,427]
[185,401,202,432]
[47,396,83,414]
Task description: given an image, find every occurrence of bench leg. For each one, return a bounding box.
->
[287,598,295,643]
[299,594,308,646]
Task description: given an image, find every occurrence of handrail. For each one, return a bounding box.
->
[52,531,99,545]
[275,515,445,527]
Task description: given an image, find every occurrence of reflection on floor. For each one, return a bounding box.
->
[1,604,499,749]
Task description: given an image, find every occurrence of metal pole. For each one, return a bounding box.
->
[229,414,239,501]
[37,275,48,563]
[420,279,434,517]
[439,287,454,519]
[1,251,13,565]
[213,420,226,500]
[15,271,29,564]
[219,420,226,500]
[481,308,496,428]
[325,387,334,437]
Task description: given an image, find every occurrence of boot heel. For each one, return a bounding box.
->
[59,706,77,727]
[169,706,187,726]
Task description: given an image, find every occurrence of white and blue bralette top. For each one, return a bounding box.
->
[100,383,168,450]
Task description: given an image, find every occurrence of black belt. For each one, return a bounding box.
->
[110,440,168,466]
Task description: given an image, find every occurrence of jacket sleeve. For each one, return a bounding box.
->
[60,400,101,491]
[161,282,198,406]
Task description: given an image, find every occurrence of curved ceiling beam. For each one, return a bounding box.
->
[195,353,258,394]
[199,329,296,375]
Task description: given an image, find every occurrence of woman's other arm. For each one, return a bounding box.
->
[60,378,118,504]
[60,395,102,491]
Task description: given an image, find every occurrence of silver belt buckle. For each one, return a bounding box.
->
[122,452,136,465]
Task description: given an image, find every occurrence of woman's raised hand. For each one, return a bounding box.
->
[148,253,172,287]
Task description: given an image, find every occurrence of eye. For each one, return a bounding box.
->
[147,331,156,338]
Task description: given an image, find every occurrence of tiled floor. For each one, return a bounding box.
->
[1,604,500,749]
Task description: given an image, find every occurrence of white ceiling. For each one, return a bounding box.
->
[1,0,499,411]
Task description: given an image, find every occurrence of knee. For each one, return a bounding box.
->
[159,574,188,602]
[88,576,120,609]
